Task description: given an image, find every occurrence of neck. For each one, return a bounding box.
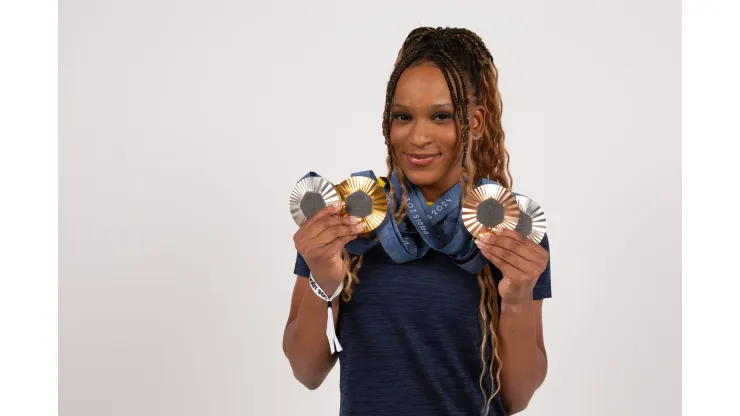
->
[417,171,462,202]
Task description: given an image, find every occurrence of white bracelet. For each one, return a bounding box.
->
[308,274,344,354]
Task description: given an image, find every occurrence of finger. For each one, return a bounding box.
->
[476,238,530,272]
[304,213,359,241]
[485,229,540,262]
[295,203,340,243]
[314,232,360,261]
[314,221,367,247]
[300,201,343,230]
[487,250,525,279]
[496,226,527,242]
[496,227,548,260]
[325,234,359,255]
[482,240,539,276]
[478,231,523,254]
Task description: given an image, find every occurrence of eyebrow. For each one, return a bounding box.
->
[391,103,454,111]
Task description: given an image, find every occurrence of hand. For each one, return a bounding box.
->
[293,202,367,286]
[474,227,550,305]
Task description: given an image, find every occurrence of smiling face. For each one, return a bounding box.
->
[389,61,485,202]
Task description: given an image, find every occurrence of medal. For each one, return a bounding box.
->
[462,183,520,239]
[335,176,388,233]
[514,195,547,244]
[289,175,340,226]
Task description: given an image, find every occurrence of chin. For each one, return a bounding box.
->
[399,165,443,187]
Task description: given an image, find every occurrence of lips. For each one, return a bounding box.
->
[405,153,440,167]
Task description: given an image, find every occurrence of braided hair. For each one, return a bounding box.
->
[341,27,513,415]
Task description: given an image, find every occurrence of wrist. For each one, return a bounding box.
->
[500,300,535,316]
[312,276,341,295]
[308,274,343,302]
[500,291,535,310]
[306,273,345,354]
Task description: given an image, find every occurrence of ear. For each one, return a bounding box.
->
[469,104,487,141]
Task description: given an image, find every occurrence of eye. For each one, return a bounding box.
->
[433,112,454,121]
[392,113,411,122]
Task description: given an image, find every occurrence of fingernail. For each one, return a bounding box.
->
[493,227,503,235]
[349,216,362,224]
[474,240,481,247]
[355,222,366,231]
[332,201,342,209]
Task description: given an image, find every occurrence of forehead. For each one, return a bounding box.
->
[393,63,454,105]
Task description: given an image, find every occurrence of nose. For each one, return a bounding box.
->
[408,122,434,148]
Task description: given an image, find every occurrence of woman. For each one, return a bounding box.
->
[283,27,552,416]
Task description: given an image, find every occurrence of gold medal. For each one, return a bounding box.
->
[514,195,547,244]
[289,175,340,226]
[335,176,388,233]
[462,183,520,239]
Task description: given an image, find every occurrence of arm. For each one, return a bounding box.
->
[282,203,364,390]
[282,275,341,390]
[497,299,547,414]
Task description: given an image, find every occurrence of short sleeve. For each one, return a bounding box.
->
[532,233,552,300]
[294,251,311,278]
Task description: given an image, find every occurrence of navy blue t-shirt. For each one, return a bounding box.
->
[294,234,552,416]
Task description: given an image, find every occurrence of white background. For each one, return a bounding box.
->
[2,0,692,414]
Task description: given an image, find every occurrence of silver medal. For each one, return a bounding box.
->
[514,195,547,244]
[289,176,341,226]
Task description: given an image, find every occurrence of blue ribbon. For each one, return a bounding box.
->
[296,170,507,275]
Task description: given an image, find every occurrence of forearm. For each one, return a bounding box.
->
[497,300,547,413]
[283,287,339,389]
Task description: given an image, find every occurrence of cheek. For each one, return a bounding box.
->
[389,124,410,147]
[435,124,460,153]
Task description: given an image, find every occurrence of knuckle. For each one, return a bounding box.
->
[303,251,314,263]
[317,218,330,229]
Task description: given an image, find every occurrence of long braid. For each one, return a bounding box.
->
[453,32,512,414]
[432,57,467,148]
[450,31,512,188]
[437,50,472,167]
[342,27,513,416]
